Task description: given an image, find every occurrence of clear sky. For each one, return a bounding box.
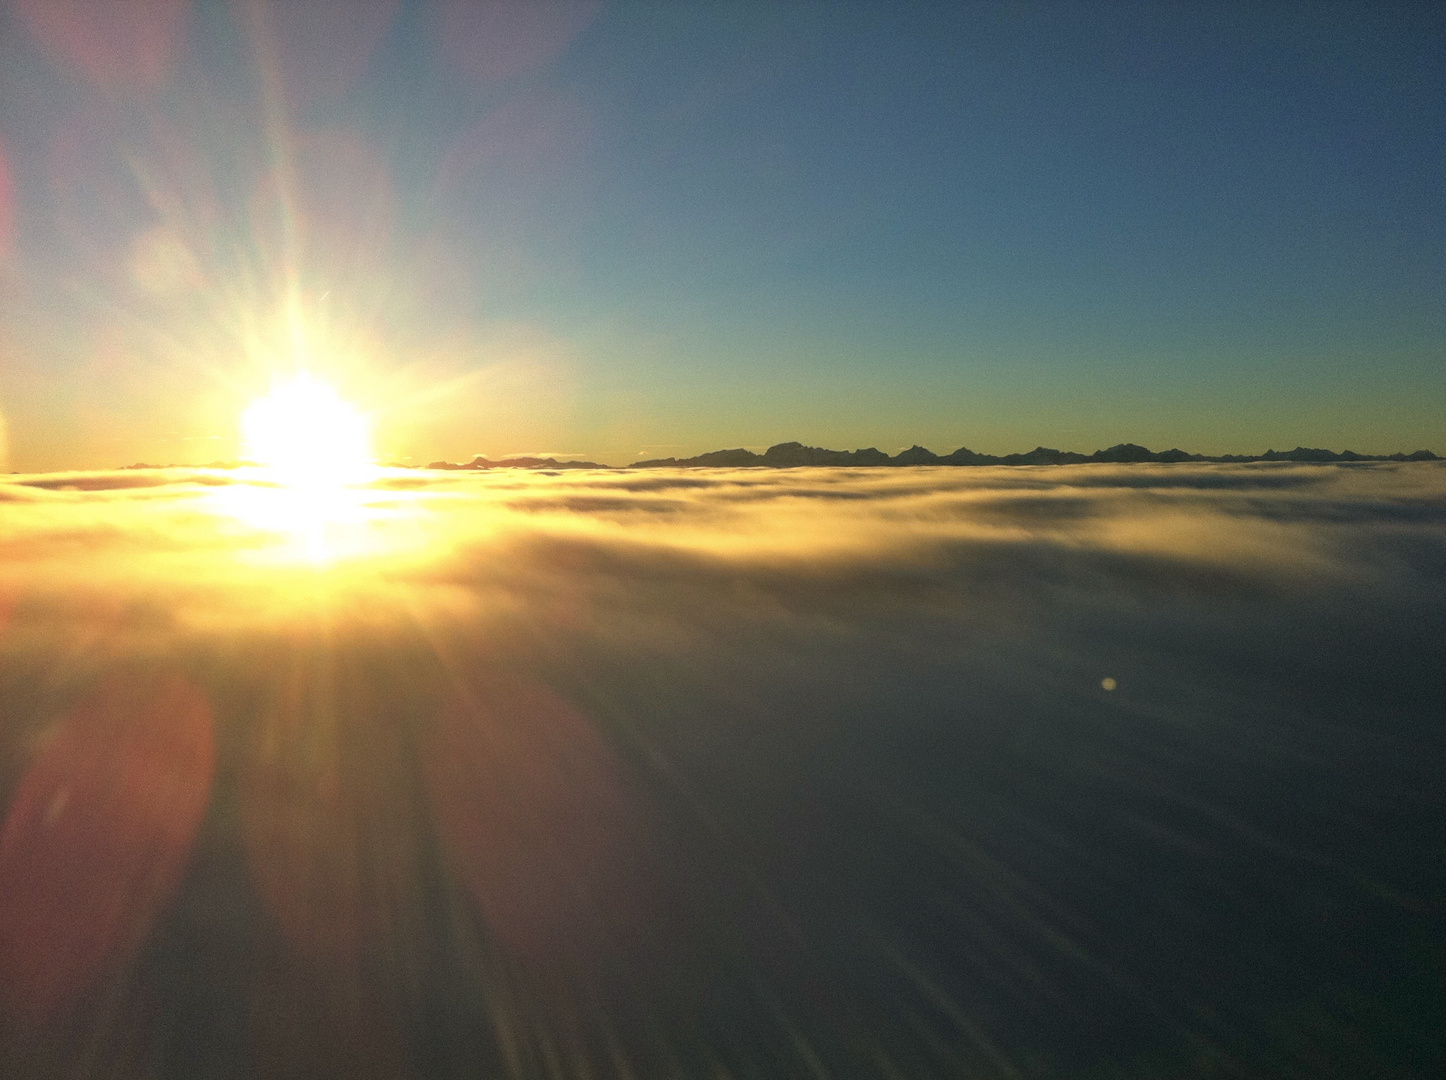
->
[0,0,1441,470]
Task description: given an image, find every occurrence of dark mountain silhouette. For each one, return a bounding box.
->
[120,460,245,470]
[890,445,939,466]
[426,454,609,471]
[630,443,893,468]
[999,447,1089,465]
[619,442,1438,470]
[117,444,1438,472]
[1091,442,1159,463]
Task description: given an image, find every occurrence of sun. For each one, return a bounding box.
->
[241,372,373,486]
[223,372,382,563]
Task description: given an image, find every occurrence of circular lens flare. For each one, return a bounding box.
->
[242,372,373,486]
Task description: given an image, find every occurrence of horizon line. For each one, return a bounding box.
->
[6,439,1439,476]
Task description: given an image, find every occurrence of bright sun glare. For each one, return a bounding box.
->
[241,372,373,485]
[224,372,383,564]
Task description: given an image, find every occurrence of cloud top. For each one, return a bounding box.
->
[0,462,1442,1074]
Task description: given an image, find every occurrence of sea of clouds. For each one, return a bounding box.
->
[0,462,1442,1078]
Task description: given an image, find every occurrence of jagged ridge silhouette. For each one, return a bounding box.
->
[424,442,1439,471]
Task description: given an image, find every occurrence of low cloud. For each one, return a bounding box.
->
[0,463,1442,1075]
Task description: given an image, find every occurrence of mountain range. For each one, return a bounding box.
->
[424,442,1439,471]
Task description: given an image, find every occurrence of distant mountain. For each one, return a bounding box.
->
[621,442,1439,469]
[425,455,609,471]
[117,444,1439,473]
[632,443,871,468]
[120,460,245,470]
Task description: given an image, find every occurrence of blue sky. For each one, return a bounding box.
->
[0,1,1442,468]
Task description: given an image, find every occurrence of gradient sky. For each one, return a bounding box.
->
[0,0,1442,470]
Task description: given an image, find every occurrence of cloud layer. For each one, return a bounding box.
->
[0,462,1442,1077]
